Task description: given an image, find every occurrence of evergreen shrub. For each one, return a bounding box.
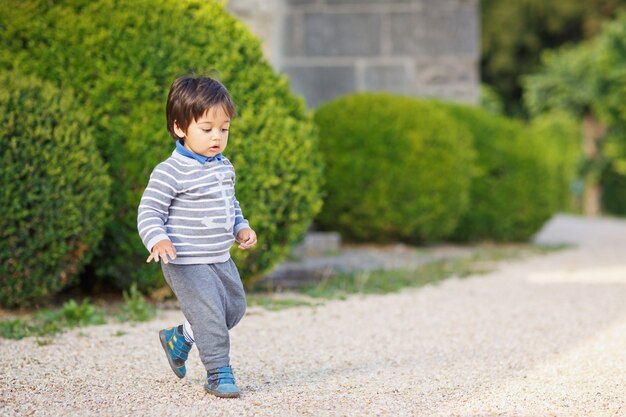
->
[0,71,111,307]
[313,93,474,243]
[438,104,569,241]
[0,0,322,289]
[527,112,582,212]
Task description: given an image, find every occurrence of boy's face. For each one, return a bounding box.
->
[174,106,230,157]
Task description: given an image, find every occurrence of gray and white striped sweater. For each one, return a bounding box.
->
[137,150,250,265]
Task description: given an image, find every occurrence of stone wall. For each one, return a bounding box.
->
[226,0,285,67]
[228,0,479,108]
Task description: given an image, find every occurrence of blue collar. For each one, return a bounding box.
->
[175,140,223,164]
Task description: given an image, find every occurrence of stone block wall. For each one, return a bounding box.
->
[226,0,284,66]
[228,0,479,108]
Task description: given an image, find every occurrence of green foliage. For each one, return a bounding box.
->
[0,319,29,340]
[0,299,106,340]
[525,12,626,215]
[302,267,457,299]
[525,12,626,124]
[524,43,601,118]
[601,170,626,214]
[527,112,582,212]
[247,294,315,311]
[298,244,559,299]
[314,93,474,243]
[0,0,322,289]
[480,83,504,116]
[437,104,570,241]
[0,71,111,308]
[117,283,155,322]
[0,290,158,340]
[586,16,626,214]
[481,0,624,115]
[601,124,626,214]
[58,299,106,327]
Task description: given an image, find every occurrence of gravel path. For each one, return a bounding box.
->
[1,215,625,416]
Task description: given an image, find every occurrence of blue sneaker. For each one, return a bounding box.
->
[204,366,240,398]
[159,326,192,378]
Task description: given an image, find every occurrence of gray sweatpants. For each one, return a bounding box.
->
[160,258,247,371]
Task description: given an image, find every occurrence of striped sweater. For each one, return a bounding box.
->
[137,150,250,265]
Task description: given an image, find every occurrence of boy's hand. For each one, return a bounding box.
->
[147,239,177,263]
[236,228,257,250]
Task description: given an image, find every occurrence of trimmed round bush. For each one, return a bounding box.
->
[0,71,111,307]
[314,93,474,243]
[0,0,322,289]
[527,111,582,212]
[438,104,571,241]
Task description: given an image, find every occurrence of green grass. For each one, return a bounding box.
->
[300,259,481,299]
[0,299,105,340]
[254,243,568,301]
[247,294,318,311]
[0,243,567,339]
[117,284,156,322]
[0,285,156,340]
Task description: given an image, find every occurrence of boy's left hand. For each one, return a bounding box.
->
[236,228,257,250]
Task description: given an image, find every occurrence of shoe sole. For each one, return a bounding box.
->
[159,330,185,379]
[204,385,240,398]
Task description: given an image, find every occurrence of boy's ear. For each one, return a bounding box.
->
[173,121,186,139]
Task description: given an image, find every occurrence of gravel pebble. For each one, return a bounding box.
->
[1,215,625,416]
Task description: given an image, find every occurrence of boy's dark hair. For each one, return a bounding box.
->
[166,75,236,140]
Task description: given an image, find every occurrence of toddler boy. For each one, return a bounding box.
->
[137,75,256,398]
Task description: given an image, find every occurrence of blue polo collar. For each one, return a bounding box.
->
[175,140,223,164]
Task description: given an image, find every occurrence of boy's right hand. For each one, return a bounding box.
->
[147,239,177,264]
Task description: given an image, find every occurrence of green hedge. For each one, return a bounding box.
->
[314,93,474,243]
[0,0,322,289]
[527,112,582,213]
[0,71,111,307]
[438,104,572,241]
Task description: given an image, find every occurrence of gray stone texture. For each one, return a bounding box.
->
[226,0,284,67]
[303,13,382,57]
[228,0,479,107]
[282,14,301,57]
[363,64,411,93]
[390,5,478,56]
[282,65,356,107]
[291,232,342,258]
[326,0,414,4]
[286,0,317,5]
[414,59,478,86]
